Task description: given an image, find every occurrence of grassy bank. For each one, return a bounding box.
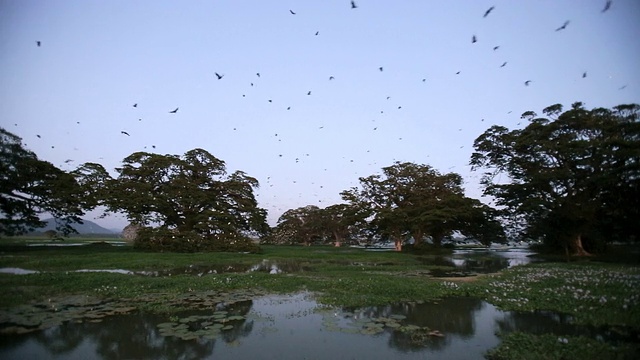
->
[0,244,456,309]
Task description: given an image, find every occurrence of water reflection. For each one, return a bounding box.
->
[421,248,538,276]
[1,294,633,360]
[0,299,254,360]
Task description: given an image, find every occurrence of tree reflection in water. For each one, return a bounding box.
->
[25,300,255,360]
[1,294,634,359]
[346,297,484,352]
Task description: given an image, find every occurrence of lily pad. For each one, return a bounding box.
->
[400,324,421,332]
[157,322,177,329]
[361,327,383,335]
[325,325,340,332]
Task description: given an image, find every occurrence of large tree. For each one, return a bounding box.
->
[272,205,323,246]
[0,127,85,236]
[92,148,268,241]
[317,203,366,247]
[341,162,500,250]
[267,203,365,246]
[470,102,640,255]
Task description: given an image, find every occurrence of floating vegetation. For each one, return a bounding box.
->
[0,295,135,335]
[319,309,444,340]
[0,289,268,336]
[154,311,247,340]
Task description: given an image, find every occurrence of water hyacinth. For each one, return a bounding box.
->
[470,263,640,327]
[441,281,459,290]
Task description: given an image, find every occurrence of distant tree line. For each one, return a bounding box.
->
[265,163,504,251]
[1,102,638,255]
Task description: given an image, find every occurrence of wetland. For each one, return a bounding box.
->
[0,243,638,359]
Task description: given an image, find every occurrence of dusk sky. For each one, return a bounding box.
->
[1,0,639,230]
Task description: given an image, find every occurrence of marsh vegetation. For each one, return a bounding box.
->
[1,242,638,359]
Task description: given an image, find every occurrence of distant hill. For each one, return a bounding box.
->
[33,218,119,235]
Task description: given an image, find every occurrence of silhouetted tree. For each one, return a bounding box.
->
[0,127,84,237]
[470,102,640,255]
[77,148,268,251]
[341,162,501,250]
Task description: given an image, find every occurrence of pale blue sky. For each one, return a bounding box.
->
[1,0,639,229]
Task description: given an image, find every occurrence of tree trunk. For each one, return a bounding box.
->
[570,234,592,256]
[394,238,403,251]
[412,230,424,247]
[333,231,341,247]
[432,234,443,247]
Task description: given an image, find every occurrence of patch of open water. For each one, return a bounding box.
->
[0,293,634,360]
[423,248,539,277]
[0,267,39,275]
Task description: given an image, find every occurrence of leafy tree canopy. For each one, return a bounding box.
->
[470,102,640,255]
[341,162,503,250]
[0,127,85,236]
[267,203,366,246]
[81,148,269,242]
[270,205,323,246]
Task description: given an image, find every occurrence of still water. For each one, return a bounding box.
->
[0,292,628,360]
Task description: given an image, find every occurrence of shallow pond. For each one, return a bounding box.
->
[0,293,632,360]
[431,247,538,275]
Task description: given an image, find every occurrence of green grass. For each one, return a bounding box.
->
[0,244,419,271]
[463,261,640,327]
[485,332,639,360]
[0,243,453,308]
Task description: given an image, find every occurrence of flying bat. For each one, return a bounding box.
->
[483,6,495,18]
[555,21,570,31]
